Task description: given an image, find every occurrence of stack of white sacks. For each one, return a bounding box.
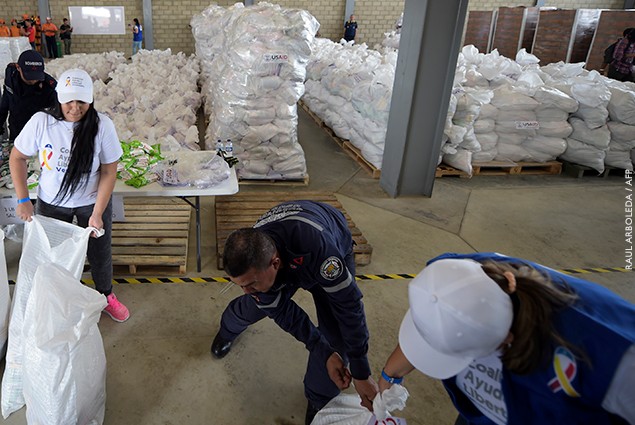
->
[303,39,397,169]
[191,2,319,180]
[45,52,127,82]
[0,37,31,87]
[442,47,579,174]
[303,40,635,175]
[606,83,635,170]
[93,49,202,151]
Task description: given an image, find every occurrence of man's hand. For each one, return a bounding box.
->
[326,352,351,390]
[353,377,379,411]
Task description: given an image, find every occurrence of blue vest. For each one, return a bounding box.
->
[430,252,635,424]
[133,25,142,42]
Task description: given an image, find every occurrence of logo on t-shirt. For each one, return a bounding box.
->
[41,143,54,170]
[548,346,580,397]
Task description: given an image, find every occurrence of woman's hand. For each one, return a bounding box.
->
[16,201,34,222]
[88,214,104,237]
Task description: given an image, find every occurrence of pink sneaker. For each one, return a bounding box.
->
[104,293,130,322]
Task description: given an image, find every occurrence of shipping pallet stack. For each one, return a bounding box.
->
[299,101,563,179]
[561,160,630,178]
[215,191,373,269]
[111,197,192,275]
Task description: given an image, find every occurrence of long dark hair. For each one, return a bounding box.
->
[133,18,140,27]
[480,261,581,375]
[46,102,100,204]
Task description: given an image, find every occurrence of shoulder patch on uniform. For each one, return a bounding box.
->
[320,256,343,280]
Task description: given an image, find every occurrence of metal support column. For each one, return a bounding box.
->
[345,0,356,23]
[379,0,468,197]
[38,0,51,55]
[142,0,154,50]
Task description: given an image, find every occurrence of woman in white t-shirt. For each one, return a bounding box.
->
[9,68,130,323]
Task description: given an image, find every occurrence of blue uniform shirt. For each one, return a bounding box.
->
[251,201,371,379]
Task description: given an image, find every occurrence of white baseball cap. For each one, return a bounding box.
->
[399,258,513,380]
[56,69,93,104]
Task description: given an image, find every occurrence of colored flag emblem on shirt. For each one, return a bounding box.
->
[548,346,580,397]
[41,143,54,170]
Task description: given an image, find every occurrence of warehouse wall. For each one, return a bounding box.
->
[0,0,627,56]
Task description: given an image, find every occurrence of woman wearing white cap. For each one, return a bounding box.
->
[9,68,130,322]
[379,252,635,424]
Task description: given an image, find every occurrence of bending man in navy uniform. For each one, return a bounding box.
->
[212,201,378,424]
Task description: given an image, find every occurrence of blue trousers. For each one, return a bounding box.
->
[132,40,142,55]
[36,198,114,295]
[218,250,356,409]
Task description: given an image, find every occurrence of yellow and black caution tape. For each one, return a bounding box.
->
[7,267,628,286]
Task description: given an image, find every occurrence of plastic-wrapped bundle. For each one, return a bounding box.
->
[192,2,318,180]
[45,52,126,82]
[0,40,12,77]
[560,138,606,173]
[93,49,202,152]
[608,87,635,126]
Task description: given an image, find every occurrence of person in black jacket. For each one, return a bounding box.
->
[211,201,378,425]
[0,50,57,142]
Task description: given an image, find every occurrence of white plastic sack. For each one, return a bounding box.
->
[560,138,607,173]
[443,149,473,175]
[608,87,635,125]
[0,229,9,358]
[23,263,107,425]
[311,385,409,425]
[608,122,635,144]
[569,118,611,149]
[1,216,94,419]
[605,146,634,170]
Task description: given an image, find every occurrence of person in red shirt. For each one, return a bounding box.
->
[21,20,36,50]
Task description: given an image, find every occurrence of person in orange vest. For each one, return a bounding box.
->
[42,17,58,58]
[0,20,10,37]
[9,19,21,37]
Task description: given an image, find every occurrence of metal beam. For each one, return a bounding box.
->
[345,0,355,24]
[379,0,469,197]
[142,0,154,50]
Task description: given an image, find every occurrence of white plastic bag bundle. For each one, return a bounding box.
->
[0,229,10,358]
[1,216,94,419]
[311,385,409,425]
[569,118,611,149]
[608,87,635,125]
[23,263,107,425]
[560,138,607,173]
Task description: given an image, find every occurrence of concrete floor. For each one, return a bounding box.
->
[0,107,633,424]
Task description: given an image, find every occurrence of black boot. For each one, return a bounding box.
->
[305,402,320,425]
[210,333,233,359]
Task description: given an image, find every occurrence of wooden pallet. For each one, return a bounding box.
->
[342,142,381,179]
[111,197,191,274]
[435,164,470,178]
[239,175,310,186]
[472,160,562,175]
[437,161,562,178]
[215,191,373,269]
[561,161,629,178]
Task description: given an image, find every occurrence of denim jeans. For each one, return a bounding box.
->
[132,40,142,55]
[36,198,114,295]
